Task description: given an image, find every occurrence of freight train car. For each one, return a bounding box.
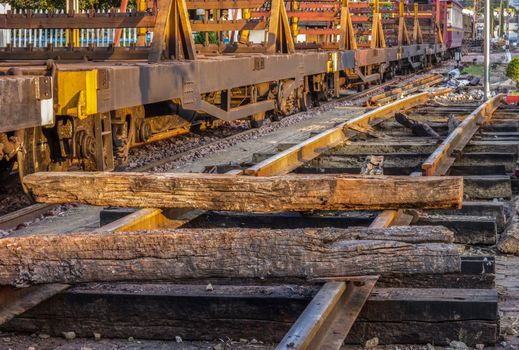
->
[462,10,474,41]
[0,0,458,179]
[445,0,464,49]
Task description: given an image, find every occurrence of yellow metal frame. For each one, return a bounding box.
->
[267,0,295,54]
[291,0,299,42]
[149,0,196,62]
[57,70,98,119]
[413,3,423,44]
[339,0,357,50]
[397,0,410,46]
[239,8,252,44]
[65,0,80,47]
[370,0,386,49]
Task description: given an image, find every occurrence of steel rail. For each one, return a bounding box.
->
[244,88,450,177]
[370,95,504,230]
[0,203,56,231]
[422,94,504,176]
[276,277,378,350]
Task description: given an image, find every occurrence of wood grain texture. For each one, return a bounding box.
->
[498,197,519,254]
[0,226,459,286]
[23,172,463,211]
[1,284,497,345]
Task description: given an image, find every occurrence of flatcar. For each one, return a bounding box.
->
[0,0,460,180]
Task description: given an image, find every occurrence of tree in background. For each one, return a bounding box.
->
[506,57,519,88]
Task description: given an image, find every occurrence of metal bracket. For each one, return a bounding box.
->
[34,76,52,100]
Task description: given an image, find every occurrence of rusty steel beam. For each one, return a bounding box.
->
[298,28,342,35]
[369,74,444,106]
[0,203,56,231]
[244,89,450,177]
[277,278,377,350]
[185,0,266,9]
[191,19,266,32]
[0,12,156,29]
[422,95,504,176]
[298,3,339,9]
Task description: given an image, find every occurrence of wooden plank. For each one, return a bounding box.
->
[277,278,377,350]
[498,197,519,254]
[1,284,498,346]
[0,284,69,325]
[348,320,497,345]
[275,140,518,156]
[190,211,496,245]
[0,13,156,29]
[0,226,459,286]
[464,175,512,200]
[23,172,464,212]
[416,215,497,245]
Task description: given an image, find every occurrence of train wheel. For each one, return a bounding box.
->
[250,112,266,128]
[112,123,130,170]
[270,113,283,122]
[317,83,330,102]
[300,90,312,112]
[16,127,55,192]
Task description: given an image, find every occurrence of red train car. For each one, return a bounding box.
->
[431,0,464,50]
[444,0,464,49]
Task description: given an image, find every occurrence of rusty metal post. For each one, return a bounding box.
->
[136,0,148,46]
[473,0,478,40]
[239,8,251,44]
[413,2,423,44]
[66,0,80,47]
[114,0,129,46]
[435,0,443,45]
[292,0,299,42]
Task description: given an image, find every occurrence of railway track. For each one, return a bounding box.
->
[1,85,518,349]
[0,72,440,229]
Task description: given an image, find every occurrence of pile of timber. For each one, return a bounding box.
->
[3,161,506,345]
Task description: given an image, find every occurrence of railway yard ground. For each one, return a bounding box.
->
[3,49,519,350]
[0,54,519,350]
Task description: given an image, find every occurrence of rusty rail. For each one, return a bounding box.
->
[244,89,450,177]
[422,95,504,176]
[276,277,378,350]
